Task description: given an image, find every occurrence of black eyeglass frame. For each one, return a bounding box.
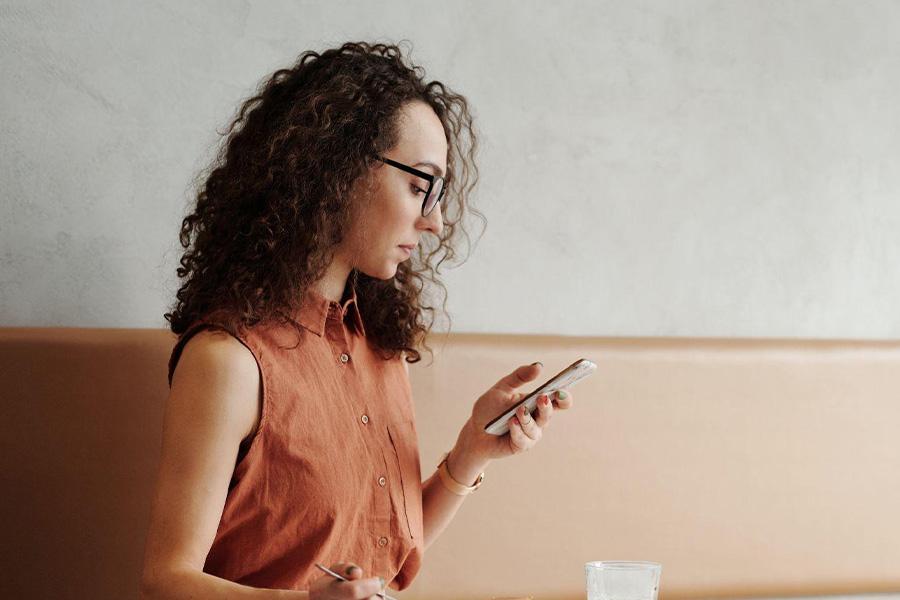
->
[377,156,447,217]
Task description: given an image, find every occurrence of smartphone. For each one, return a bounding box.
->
[483,358,597,436]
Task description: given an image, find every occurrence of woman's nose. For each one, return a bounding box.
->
[420,202,443,236]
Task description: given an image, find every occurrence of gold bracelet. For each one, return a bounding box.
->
[437,451,484,496]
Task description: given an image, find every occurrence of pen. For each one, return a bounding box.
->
[314,563,398,600]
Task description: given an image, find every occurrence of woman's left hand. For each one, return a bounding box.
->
[451,362,575,469]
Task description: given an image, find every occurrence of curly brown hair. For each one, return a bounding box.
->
[165,41,482,363]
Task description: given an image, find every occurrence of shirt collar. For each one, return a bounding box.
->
[293,282,366,337]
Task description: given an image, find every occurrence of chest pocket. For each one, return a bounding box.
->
[386,421,423,541]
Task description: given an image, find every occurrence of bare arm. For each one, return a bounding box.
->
[420,427,490,551]
[139,330,307,599]
[414,362,575,551]
[403,359,490,551]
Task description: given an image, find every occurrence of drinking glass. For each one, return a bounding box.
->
[585,561,661,600]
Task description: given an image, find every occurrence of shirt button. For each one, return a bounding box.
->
[378,536,389,547]
[378,476,386,487]
[361,414,369,424]
[339,353,350,364]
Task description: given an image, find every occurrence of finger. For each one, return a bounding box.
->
[552,389,574,410]
[323,568,383,600]
[500,391,527,413]
[517,403,543,442]
[340,577,383,600]
[532,393,554,428]
[330,562,363,579]
[508,416,534,453]
[495,362,543,393]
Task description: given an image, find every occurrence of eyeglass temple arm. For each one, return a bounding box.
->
[378,156,436,182]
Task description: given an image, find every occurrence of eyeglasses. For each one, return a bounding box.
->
[377,156,446,217]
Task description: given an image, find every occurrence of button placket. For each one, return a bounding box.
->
[368,436,392,549]
[324,304,352,366]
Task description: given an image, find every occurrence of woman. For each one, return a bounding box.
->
[141,42,574,600]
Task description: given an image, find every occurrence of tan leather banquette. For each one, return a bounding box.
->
[1,327,899,600]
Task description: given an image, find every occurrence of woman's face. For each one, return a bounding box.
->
[340,100,448,280]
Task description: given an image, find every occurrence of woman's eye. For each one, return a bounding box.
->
[410,184,426,196]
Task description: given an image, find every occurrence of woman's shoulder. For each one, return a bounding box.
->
[167,327,263,450]
[171,328,259,387]
[181,328,256,362]
[168,314,259,387]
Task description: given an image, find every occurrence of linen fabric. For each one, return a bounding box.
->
[166,286,424,591]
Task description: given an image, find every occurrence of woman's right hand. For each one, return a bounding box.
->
[309,562,385,600]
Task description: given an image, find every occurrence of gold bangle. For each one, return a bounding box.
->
[437,452,484,496]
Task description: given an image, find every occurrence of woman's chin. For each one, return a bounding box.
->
[359,263,400,281]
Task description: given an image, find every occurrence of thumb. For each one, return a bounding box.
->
[495,361,543,392]
[331,562,363,580]
[346,565,363,580]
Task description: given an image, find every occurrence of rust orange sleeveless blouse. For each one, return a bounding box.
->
[167,286,424,592]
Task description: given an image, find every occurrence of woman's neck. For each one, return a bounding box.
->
[312,258,352,303]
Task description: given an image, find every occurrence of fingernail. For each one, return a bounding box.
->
[557,390,568,400]
[541,395,550,406]
[531,361,543,367]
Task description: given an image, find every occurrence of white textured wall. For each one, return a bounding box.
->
[2,1,899,338]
